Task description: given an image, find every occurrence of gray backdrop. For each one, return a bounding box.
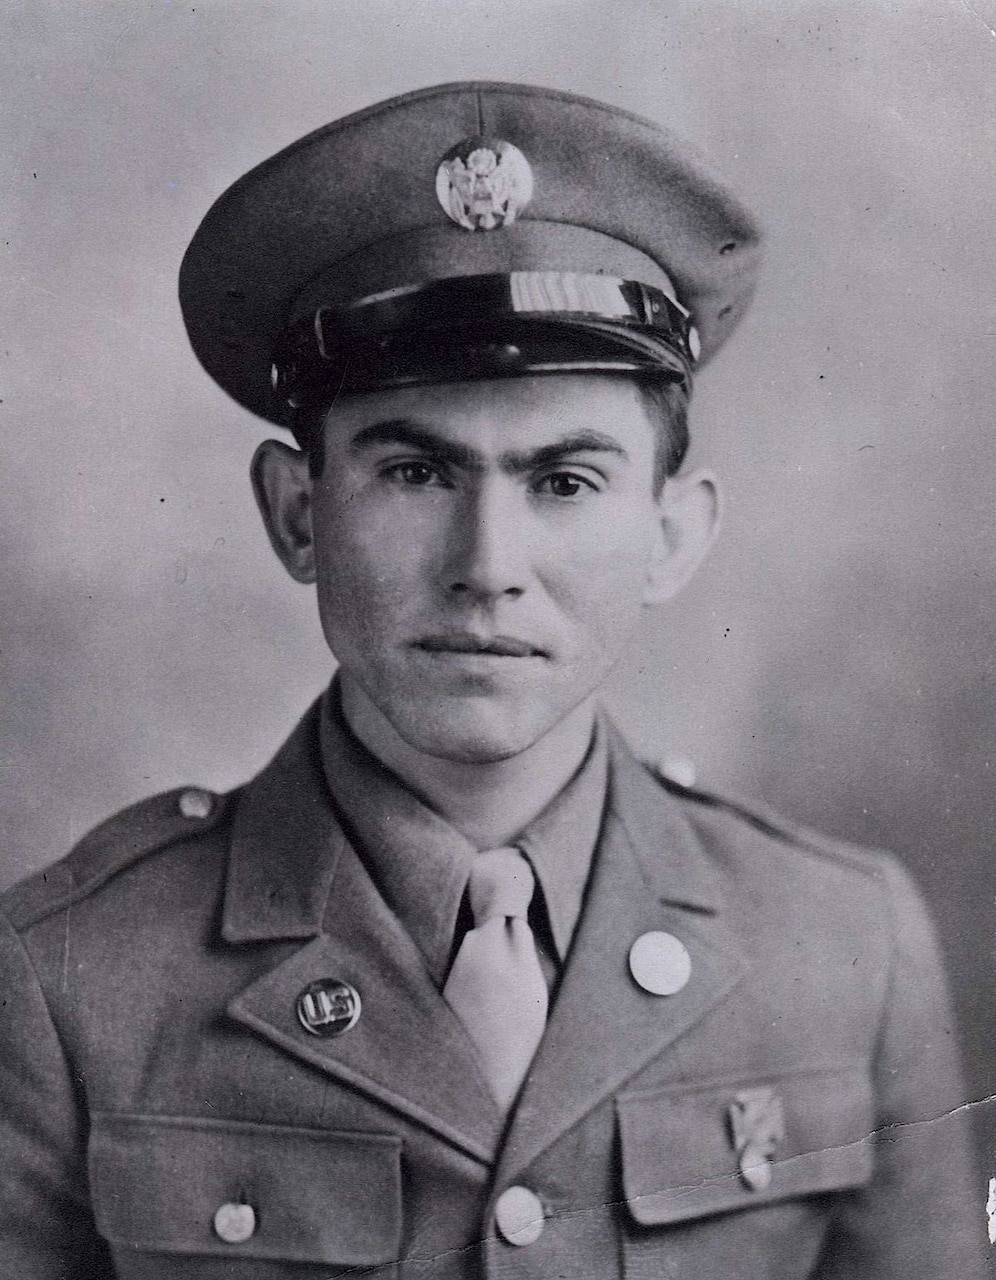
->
[4,0,994,1174]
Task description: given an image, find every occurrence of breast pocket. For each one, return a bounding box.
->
[616,1069,874,1277]
[88,1112,402,1273]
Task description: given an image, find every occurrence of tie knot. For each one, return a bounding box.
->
[467,847,536,924]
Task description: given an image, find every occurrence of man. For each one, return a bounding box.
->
[0,82,982,1278]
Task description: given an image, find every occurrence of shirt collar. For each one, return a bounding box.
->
[319,684,608,984]
[517,721,607,962]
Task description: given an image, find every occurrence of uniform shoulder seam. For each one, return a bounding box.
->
[647,766,895,881]
[2,787,234,931]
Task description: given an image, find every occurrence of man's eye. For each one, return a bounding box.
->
[384,460,446,487]
[535,471,597,498]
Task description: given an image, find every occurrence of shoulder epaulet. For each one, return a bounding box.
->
[645,764,893,881]
[2,786,233,930]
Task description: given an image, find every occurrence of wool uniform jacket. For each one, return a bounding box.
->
[0,699,983,1278]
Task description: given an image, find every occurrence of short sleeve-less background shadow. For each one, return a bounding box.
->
[3,0,994,1176]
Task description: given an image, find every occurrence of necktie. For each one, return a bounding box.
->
[443,847,549,1111]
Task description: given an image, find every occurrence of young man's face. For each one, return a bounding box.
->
[256,373,716,764]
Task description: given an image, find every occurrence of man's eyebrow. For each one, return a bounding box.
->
[349,420,485,471]
[499,430,629,474]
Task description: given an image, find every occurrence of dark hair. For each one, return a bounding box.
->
[634,376,690,492]
[291,405,331,478]
[293,374,691,492]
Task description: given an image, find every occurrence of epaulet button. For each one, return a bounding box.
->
[178,787,214,820]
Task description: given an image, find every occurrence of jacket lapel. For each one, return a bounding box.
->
[222,702,503,1165]
[220,703,746,1176]
[495,727,748,1184]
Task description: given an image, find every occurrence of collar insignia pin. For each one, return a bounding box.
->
[296,978,362,1038]
[435,137,534,231]
[729,1087,785,1192]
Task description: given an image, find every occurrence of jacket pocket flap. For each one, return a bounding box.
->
[618,1069,873,1227]
[89,1113,401,1265]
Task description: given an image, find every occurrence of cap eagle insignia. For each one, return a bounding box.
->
[435,138,534,231]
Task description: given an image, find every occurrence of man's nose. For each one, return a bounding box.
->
[440,482,529,602]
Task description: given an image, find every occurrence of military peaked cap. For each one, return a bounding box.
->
[179,81,762,426]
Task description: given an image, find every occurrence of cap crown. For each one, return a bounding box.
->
[180,81,762,423]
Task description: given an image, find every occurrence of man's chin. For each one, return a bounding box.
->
[390,698,554,765]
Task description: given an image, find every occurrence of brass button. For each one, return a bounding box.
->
[178,788,213,820]
[213,1202,256,1244]
[739,1153,774,1192]
[494,1185,544,1246]
[628,931,692,996]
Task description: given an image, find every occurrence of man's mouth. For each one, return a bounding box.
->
[414,633,547,658]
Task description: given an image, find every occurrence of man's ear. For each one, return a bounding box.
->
[250,439,317,583]
[643,469,721,606]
